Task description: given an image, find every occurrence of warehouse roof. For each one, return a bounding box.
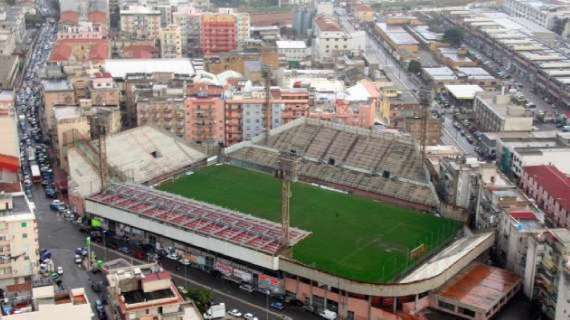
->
[445,84,484,100]
[104,59,196,78]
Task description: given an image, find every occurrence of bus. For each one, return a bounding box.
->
[30,163,41,184]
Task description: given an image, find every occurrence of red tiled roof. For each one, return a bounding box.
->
[49,43,73,61]
[0,182,21,193]
[49,39,109,62]
[524,165,570,212]
[510,211,537,220]
[95,72,112,78]
[60,10,79,25]
[123,45,157,59]
[88,11,107,24]
[0,155,19,172]
[89,42,109,61]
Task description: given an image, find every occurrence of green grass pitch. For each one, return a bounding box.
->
[158,165,462,283]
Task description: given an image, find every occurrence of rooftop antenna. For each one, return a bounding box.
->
[274,151,300,255]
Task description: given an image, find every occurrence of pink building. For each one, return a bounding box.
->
[186,83,225,144]
[521,165,570,228]
[309,80,379,129]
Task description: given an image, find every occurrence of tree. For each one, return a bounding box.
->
[185,288,213,313]
[443,27,464,47]
[408,60,422,74]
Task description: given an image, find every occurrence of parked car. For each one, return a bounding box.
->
[228,309,242,317]
[74,254,83,264]
[57,266,63,275]
[49,200,62,211]
[239,284,254,293]
[270,301,285,310]
[243,313,258,320]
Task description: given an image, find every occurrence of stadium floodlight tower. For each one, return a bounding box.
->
[275,151,300,254]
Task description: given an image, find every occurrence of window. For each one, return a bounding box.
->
[22,233,27,239]
[459,307,475,317]
[438,300,454,311]
[21,222,27,228]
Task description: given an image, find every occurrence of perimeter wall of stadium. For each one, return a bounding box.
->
[85,196,494,320]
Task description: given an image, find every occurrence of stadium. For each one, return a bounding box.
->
[85,118,494,319]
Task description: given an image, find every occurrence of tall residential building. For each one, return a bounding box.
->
[224,87,310,145]
[186,83,225,144]
[120,5,162,40]
[0,109,39,292]
[200,13,237,55]
[218,8,250,46]
[525,228,570,320]
[503,0,569,31]
[159,24,182,58]
[172,5,201,54]
[135,84,187,138]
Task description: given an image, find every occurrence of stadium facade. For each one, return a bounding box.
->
[85,118,495,319]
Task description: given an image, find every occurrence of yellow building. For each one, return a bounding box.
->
[159,24,182,58]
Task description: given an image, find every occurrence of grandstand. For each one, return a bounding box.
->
[90,183,311,255]
[226,118,438,209]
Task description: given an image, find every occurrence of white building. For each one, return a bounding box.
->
[313,15,365,60]
[510,147,570,178]
[0,193,39,289]
[497,210,543,277]
[172,5,201,53]
[276,40,309,63]
[473,93,534,132]
[503,0,569,30]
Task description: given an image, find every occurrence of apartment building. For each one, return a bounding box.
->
[159,24,182,58]
[120,5,162,40]
[90,72,120,107]
[200,13,237,55]
[218,8,250,45]
[136,91,186,139]
[521,165,570,228]
[313,15,366,60]
[373,21,419,61]
[107,264,200,320]
[172,5,201,54]
[525,228,570,320]
[186,83,225,144]
[473,93,533,132]
[224,87,310,145]
[53,106,91,170]
[41,80,76,134]
[474,165,531,229]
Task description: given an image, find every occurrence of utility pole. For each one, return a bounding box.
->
[262,65,272,145]
[274,152,300,255]
[418,88,431,164]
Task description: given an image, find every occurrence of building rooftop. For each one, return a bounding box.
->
[314,15,342,32]
[0,55,18,89]
[53,106,82,121]
[120,5,160,15]
[434,263,521,314]
[104,59,196,79]
[445,84,484,100]
[376,22,419,45]
[0,111,18,159]
[276,40,307,50]
[41,80,73,92]
[423,67,458,81]
[3,287,92,320]
[475,93,532,119]
[524,165,570,214]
